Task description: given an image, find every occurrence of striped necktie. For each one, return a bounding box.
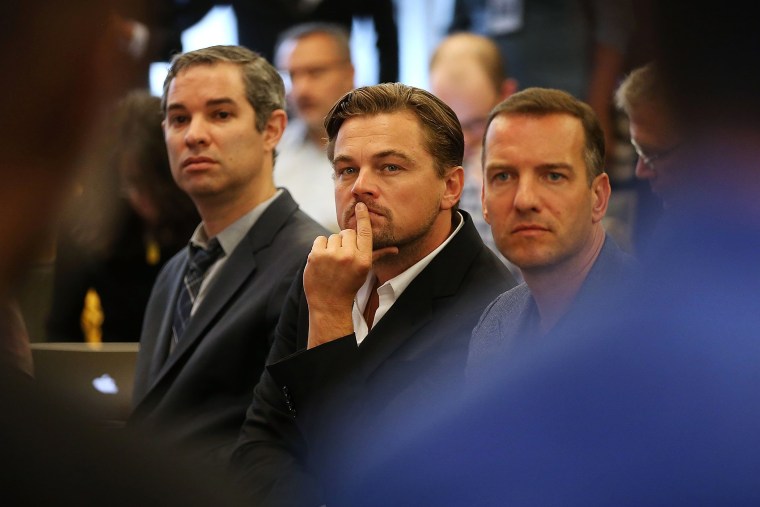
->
[171,238,223,345]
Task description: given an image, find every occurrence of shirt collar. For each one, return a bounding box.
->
[189,189,283,256]
[355,211,465,314]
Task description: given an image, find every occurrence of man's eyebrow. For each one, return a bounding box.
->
[331,154,354,166]
[205,97,236,107]
[484,162,516,172]
[166,103,187,113]
[371,149,414,163]
[484,162,575,172]
[331,150,415,167]
[165,97,237,112]
[537,162,574,171]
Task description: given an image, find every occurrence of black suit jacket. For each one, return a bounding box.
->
[231,211,516,506]
[130,191,326,459]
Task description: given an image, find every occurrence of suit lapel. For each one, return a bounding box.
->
[158,239,259,377]
[355,212,483,379]
[142,191,300,399]
[149,256,186,381]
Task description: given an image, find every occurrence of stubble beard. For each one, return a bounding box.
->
[342,199,442,260]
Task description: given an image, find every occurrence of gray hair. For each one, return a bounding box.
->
[161,45,285,132]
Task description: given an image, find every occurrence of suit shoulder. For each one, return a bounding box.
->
[152,247,188,284]
[476,283,532,329]
[468,283,533,375]
[286,208,330,239]
[455,237,518,298]
[273,210,327,252]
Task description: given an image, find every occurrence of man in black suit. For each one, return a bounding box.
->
[129,45,326,461]
[230,83,516,506]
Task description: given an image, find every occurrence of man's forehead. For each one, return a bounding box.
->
[279,33,341,65]
[335,111,424,141]
[167,63,246,102]
[171,62,243,88]
[485,114,586,160]
[333,112,430,159]
[487,112,584,138]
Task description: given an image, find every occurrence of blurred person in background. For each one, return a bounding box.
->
[615,62,684,210]
[273,22,356,232]
[46,90,199,343]
[449,0,635,168]
[429,32,518,276]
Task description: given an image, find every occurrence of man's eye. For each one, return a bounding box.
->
[384,164,400,172]
[493,172,510,182]
[307,67,328,78]
[336,167,357,177]
[547,172,565,182]
[168,115,188,126]
[215,110,231,119]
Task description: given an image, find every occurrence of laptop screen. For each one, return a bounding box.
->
[30,342,139,426]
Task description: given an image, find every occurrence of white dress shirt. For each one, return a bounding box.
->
[351,212,465,344]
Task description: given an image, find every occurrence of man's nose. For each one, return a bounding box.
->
[513,177,540,212]
[289,71,313,97]
[184,117,209,147]
[351,168,379,197]
[634,158,656,180]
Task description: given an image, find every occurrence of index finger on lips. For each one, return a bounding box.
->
[354,202,373,254]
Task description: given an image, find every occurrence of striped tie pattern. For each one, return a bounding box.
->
[172,238,223,345]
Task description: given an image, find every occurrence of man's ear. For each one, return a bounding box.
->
[481,180,491,224]
[590,172,611,223]
[441,166,465,210]
[500,78,519,100]
[263,109,288,151]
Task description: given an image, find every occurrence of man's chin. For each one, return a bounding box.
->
[372,231,396,251]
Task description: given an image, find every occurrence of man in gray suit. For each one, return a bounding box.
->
[467,88,638,381]
[129,45,326,460]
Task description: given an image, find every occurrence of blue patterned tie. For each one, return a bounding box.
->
[172,238,223,345]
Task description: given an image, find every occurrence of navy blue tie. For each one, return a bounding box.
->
[172,238,223,345]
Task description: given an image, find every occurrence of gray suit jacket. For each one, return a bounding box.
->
[467,235,639,382]
[129,190,326,458]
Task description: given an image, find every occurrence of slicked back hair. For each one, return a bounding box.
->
[324,82,464,178]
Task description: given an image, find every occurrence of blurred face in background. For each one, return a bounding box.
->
[627,100,684,207]
[430,59,501,163]
[429,35,516,164]
[276,32,354,140]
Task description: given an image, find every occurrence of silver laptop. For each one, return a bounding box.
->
[30,342,139,426]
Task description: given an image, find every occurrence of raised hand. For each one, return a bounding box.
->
[305,202,374,349]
